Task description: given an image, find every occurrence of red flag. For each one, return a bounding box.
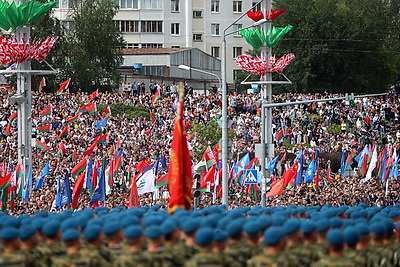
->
[200,165,216,190]
[315,161,320,188]
[135,158,151,173]
[4,123,11,136]
[102,106,111,118]
[274,128,284,141]
[150,112,155,122]
[152,89,160,103]
[94,134,107,144]
[36,139,51,151]
[90,89,99,101]
[71,150,77,162]
[168,101,193,214]
[78,102,97,115]
[8,111,17,122]
[282,161,299,187]
[38,77,46,91]
[128,173,140,208]
[72,170,85,208]
[39,106,52,117]
[57,142,66,157]
[71,158,88,176]
[266,179,285,198]
[56,78,71,95]
[67,113,81,124]
[326,162,334,183]
[38,124,52,133]
[84,140,98,157]
[57,126,69,139]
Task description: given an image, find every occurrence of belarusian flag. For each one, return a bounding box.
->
[38,77,46,91]
[102,106,111,118]
[38,124,52,133]
[274,128,284,141]
[4,123,11,136]
[39,106,52,117]
[107,145,115,156]
[15,162,24,180]
[57,126,69,139]
[78,102,97,115]
[8,111,17,122]
[71,150,77,162]
[84,140,98,157]
[67,113,80,124]
[90,89,99,101]
[152,89,161,103]
[95,134,108,144]
[56,78,71,95]
[156,172,170,188]
[72,170,85,208]
[57,142,67,157]
[71,158,88,176]
[36,140,51,151]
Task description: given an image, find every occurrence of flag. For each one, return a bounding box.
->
[364,147,378,181]
[38,124,52,133]
[90,159,107,205]
[4,123,11,136]
[56,78,71,95]
[150,112,155,122]
[8,111,17,122]
[266,155,280,174]
[0,174,11,212]
[39,106,52,117]
[294,150,304,186]
[154,156,167,175]
[35,162,50,190]
[71,150,77,162]
[266,179,284,198]
[78,102,97,115]
[137,169,156,195]
[15,162,24,180]
[57,142,66,157]
[304,150,319,183]
[340,151,346,175]
[71,158,88,176]
[22,166,32,203]
[36,139,51,151]
[389,155,398,178]
[201,165,216,191]
[342,150,356,177]
[90,89,98,101]
[85,157,93,189]
[282,161,299,187]
[95,134,108,144]
[67,113,81,124]
[84,140,98,157]
[38,77,46,91]
[60,171,72,206]
[95,118,107,130]
[102,106,111,118]
[135,158,152,173]
[128,173,140,208]
[274,128,284,141]
[55,173,61,207]
[57,126,69,139]
[168,101,193,214]
[202,146,217,170]
[156,172,170,188]
[152,89,161,103]
[326,161,334,183]
[72,170,85,209]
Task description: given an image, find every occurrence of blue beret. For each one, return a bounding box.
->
[381,218,395,231]
[357,223,370,235]
[301,221,317,234]
[214,229,228,242]
[284,218,301,235]
[271,215,286,226]
[258,215,272,230]
[42,221,61,238]
[195,228,214,245]
[142,216,163,228]
[344,227,360,246]
[145,226,163,239]
[61,218,79,232]
[243,221,260,235]
[217,217,230,230]
[0,227,19,240]
[201,217,218,229]
[162,221,177,235]
[84,225,102,241]
[125,226,142,239]
[19,226,37,241]
[316,219,330,232]
[263,226,286,246]
[150,205,160,211]
[369,223,386,235]
[181,219,199,233]
[103,222,122,235]
[121,216,140,228]
[226,221,243,237]
[62,229,80,242]
[327,229,344,245]
[2,217,20,229]
[330,218,343,229]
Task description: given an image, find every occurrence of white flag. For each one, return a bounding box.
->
[363,147,378,182]
[137,169,155,194]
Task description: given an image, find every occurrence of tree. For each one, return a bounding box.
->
[272,0,399,93]
[64,0,125,92]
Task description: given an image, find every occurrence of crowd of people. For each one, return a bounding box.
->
[0,81,399,215]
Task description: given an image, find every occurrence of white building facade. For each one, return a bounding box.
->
[54,0,260,84]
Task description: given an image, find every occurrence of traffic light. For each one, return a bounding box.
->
[193,174,201,198]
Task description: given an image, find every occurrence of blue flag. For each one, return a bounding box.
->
[55,173,62,207]
[294,150,304,186]
[340,151,346,175]
[154,156,167,175]
[22,166,32,203]
[266,155,280,174]
[389,156,398,178]
[85,157,93,189]
[60,171,72,206]
[305,150,319,183]
[35,162,50,190]
[90,159,107,205]
[95,118,107,130]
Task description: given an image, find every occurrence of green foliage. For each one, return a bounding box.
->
[326,124,342,134]
[273,0,399,93]
[309,114,322,122]
[190,119,235,162]
[63,0,125,92]
[97,103,149,120]
[234,70,260,94]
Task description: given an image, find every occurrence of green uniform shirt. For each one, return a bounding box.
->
[311,255,356,267]
[224,241,251,267]
[115,251,153,267]
[185,247,226,267]
[52,252,102,267]
[0,251,29,267]
[247,252,290,267]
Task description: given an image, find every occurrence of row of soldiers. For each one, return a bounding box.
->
[0,204,399,266]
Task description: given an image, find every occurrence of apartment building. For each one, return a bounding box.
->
[54,0,259,84]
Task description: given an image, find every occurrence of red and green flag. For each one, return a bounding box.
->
[4,123,11,136]
[57,142,67,157]
[152,89,161,103]
[95,134,108,144]
[78,102,97,115]
[15,162,24,180]
[57,126,69,139]
[8,111,17,122]
[67,113,80,124]
[102,106,111,118]
[39,106,52,117]
[90,89,99,101]
[38,124,52,133]
[71,158,88,176]
[56,78,71,95]
[274,128,284,141]
[156,172,170,188]
[84,140,98,157]
[72,170,85,209]
[38,77,46,91]
[71,150,77,162]
[36,139,51,151]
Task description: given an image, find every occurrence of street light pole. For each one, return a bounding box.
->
[178,65,221,90]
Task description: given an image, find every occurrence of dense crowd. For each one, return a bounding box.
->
[0,82,399,215]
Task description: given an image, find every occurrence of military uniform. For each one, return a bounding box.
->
[115,251,153,267]
[19,248,46,267]
[311,255,356,267]
[80,246,112,264]
[284,245,311,267]
[247,252,289,267]
[224,242,251,267]
[0,252,29,267]
[162,243,186,266]
[185,248,226,267]
[150,249,183,267]
[52,252,103,267]
[367,244,389,267]
[344,248,368,266]
[37,242,66,266]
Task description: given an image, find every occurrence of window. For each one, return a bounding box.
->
[171,0,179,12]
[141,0,162,9]
[141,43,163,48]
[193,34,203,41]
[233,1,242,13]
[171,23,180,35]
[233,70,241,80]
[211,46,220,58]
[59,0,69,9]
[171,45,180,48]
[211,0,219,12]
[252,1,261,12]
[126,43,140,48]
[193,10,202,18]
[232,23,242,35]
[115,20,139,32]
[233,47,242,58]
[141,21,163,33]
[116,0,138,9]
[211,23,220,36]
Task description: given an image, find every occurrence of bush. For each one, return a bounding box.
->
[326,124,342,134]
[97,103,149,120]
